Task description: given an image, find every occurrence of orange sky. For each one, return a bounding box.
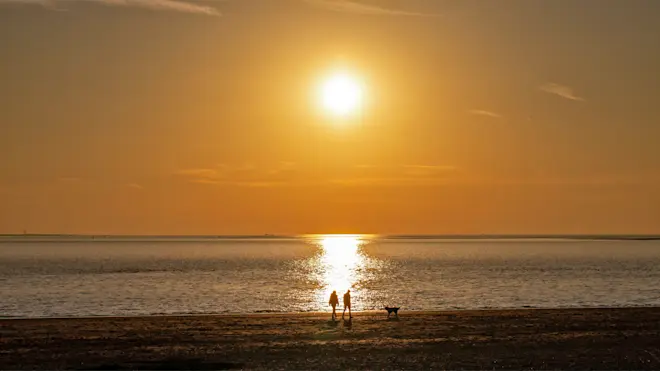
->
[1,0,659,234]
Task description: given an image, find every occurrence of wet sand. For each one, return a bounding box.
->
[2,308,660,370]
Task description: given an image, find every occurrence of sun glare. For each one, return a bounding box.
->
[319,72,364,117]
[313,235,365,306]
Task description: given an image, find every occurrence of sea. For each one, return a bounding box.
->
[1,235,660,318]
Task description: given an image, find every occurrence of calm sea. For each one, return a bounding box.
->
[1,235,660,318]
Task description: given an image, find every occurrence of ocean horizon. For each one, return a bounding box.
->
[2,234,660,241]
[2,235,660,318]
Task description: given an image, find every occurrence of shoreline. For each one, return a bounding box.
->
[3,307,660,369]
[3,305,660,321]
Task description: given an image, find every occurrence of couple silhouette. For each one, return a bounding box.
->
[329,289,351,320]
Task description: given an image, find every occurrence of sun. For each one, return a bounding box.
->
[319,72,364,117]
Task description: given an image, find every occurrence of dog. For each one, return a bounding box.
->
[384,306,400,317]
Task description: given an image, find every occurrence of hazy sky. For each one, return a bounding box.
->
[1,0,659,234]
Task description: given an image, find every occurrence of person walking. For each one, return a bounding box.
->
[342,289,352,319]
[329,290,339,320]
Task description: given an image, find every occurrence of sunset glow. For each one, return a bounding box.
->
[1,1,659,236]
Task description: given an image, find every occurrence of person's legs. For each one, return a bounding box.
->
[332,305,336,319]
[342,305,346,318]
[348,304,352,318]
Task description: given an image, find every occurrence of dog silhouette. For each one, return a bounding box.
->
[384,306,400,317]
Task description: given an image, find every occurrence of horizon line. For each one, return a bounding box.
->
[1,233,660,241]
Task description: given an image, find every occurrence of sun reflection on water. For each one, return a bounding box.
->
[312,235,367,308]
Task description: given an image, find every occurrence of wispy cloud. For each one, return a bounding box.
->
[468,109,503,119]
[126,183,144,190]
[0,0,221,15]
[303,0,436,16]
[539,82,585,102]
[2,0,438,17]
[175,163,458,187]
[176,168,221,180]
[332,164,458,186]
[174,163,299,187]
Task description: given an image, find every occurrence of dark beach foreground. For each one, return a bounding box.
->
[2,308,660,370]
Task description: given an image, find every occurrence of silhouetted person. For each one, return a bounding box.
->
[342,289,352,319]
[329,290,339,320]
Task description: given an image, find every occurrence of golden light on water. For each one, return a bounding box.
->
[313,235,367,307]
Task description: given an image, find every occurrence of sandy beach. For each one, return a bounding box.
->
[2,308,660,370]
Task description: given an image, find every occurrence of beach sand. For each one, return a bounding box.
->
[2,308,660,370]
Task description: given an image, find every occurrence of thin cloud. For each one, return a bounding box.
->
[329,176,455,186]
[126,183,144,190]
[0,0,221,15]
[539,82,585,102]
[175,163,458,187]
[174,164,299,187]
[303,0,436,16]
[175,168,222,183]
[0,0,51,5]
[266,161,296,176]
[337,164,459,186]
[469,109,503,119]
